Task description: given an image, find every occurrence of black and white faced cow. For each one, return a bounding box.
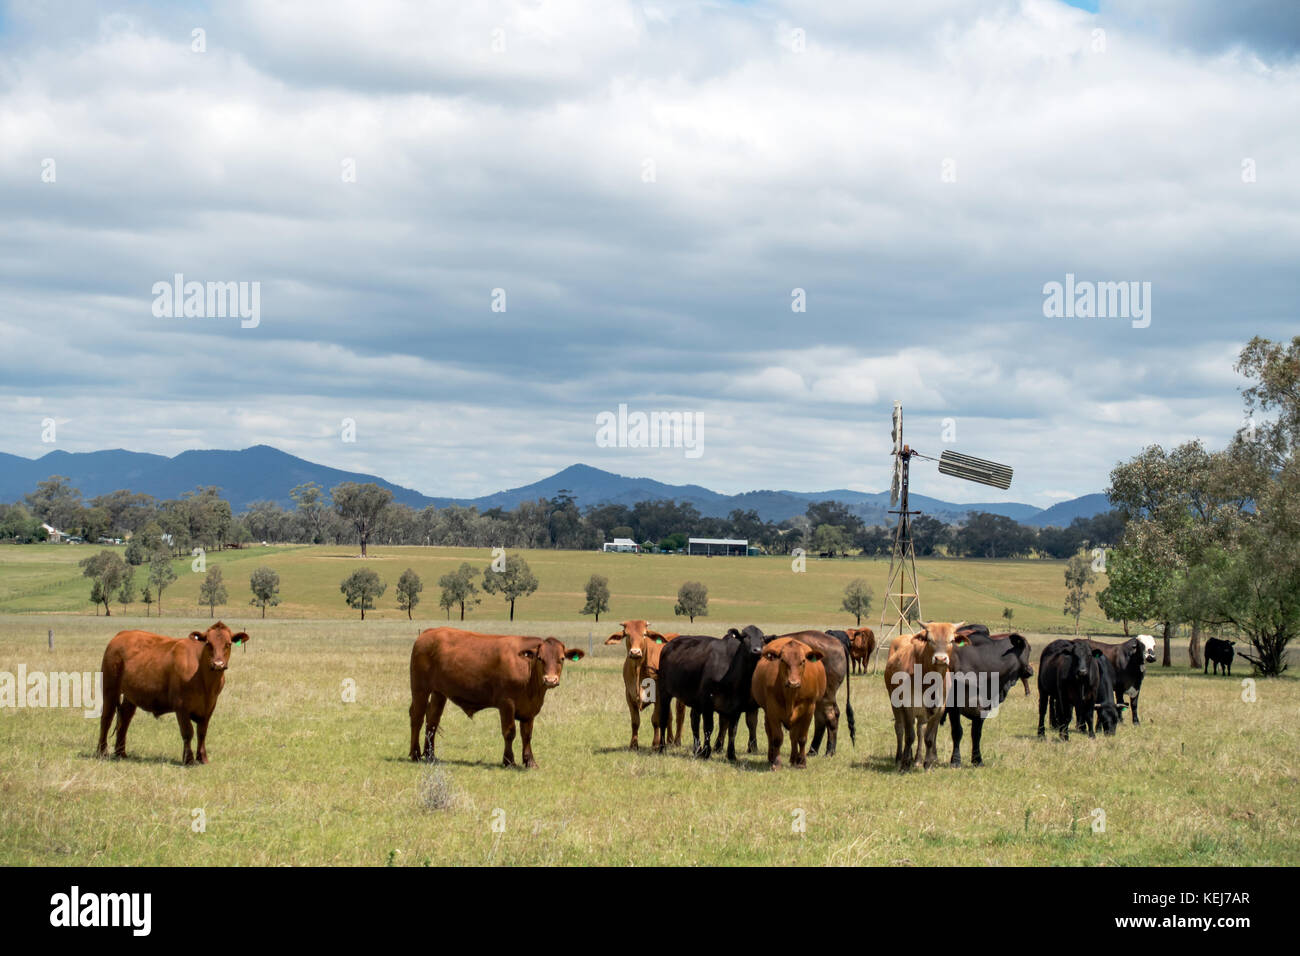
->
[1088,633,1156,724]
[1204,637,1236,676]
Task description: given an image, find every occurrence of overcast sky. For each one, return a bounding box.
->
[2,0,1297,504]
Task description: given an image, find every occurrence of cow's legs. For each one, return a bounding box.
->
[825,701,840,757]
[97,689,118,757]
[195,715,210,764]
[1085,703,1096,739]
[892,708,906,769]
[1037,690,1047,737]
[809,707,826,755]
[712,717,726,752]
[765,712,784,770]
[654,692,672,753]
[626,693,641,750]
[921,714,939,769]
[499,702,518,767]
[970,715,985,766]
[689,707,701,754]
[520,716,537,769]
[409,691,428,761]
[1129,692,1140,725]
[1058,700,1070,741]
[724,713,738,761]
[673,700,686,746]
[176,712,195,765]
[698,709,714,759]
[423,692,446,760]
[112,700,136,758]
[949,710,963,767]
[791,715,812,768]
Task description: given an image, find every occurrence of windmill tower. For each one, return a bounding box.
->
[879,401,1014,649]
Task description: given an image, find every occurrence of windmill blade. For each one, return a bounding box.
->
[889,459,901,507]
[938,450,1013,489]
[891,401,902,455]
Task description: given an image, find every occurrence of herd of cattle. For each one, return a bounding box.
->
[92,618,1170,771]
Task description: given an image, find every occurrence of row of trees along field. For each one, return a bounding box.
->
[4,476,1123,560]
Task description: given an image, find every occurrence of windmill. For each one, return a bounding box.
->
[878,401,1014,651]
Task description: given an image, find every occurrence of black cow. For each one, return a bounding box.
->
[655,628,766,760]
[1088,634,1156,723]
[942,626,1034,766]
[1204,637,1235,676]
[1037,639,1105,740]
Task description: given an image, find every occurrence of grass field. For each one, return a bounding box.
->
[0,614,1295,866]
[1,544,1294,866]
[0,542,1121,635]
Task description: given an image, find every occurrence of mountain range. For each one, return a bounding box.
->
[0,445,1110,527]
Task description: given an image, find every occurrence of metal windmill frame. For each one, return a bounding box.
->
[878,401,1014,655]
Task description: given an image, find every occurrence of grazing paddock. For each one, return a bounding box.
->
[0,543,1122,635]
[0,615,1294,866]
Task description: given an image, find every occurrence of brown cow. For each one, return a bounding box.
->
[97,621,249,765]
[409,627,584,769]
[603,620,685,749]
[751,637,826,769]
[847,627,876,674]
[884,621,964,770]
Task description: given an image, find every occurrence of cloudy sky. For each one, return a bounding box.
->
[1,0,1297,505]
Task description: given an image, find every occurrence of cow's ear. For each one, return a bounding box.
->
[188,630,205,640]
[565,648,585,662]
[232,632,249,645]
[1092,649,1104,658]
[603,633,624,645]
[652,636,665,644]
[805,651,823,663]
[519,648,537,660]
[762,649,780,661]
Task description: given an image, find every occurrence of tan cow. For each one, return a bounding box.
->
[409,627,584,769]
[847,627,876,674]
[751,637,826,770]
[604,620,685,749]
[97,621,249,765]
[884,621,965,770]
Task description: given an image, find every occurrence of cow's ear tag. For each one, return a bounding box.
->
[567,652,581,662]
[955,637,968,646]
[653,637,665,644]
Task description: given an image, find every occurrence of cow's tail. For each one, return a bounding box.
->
[841,638,855,746]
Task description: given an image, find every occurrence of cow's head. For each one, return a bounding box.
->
[1135,634,1157,664]
[606,620,652,660]
[1063,640,1094,690]
[189,621,248,671]
[1093,650,1121,734]
[523,637,584,689]
[734,625,767,657]
[916,621,965,669]
[762,638,823,693]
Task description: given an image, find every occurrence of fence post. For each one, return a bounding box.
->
[48,629,53,651]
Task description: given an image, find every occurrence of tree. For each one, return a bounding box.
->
[1002,607,1014,626]
[1063,553,1095,634]
[812,524,849,556]
[482,554,538,621]
[290,482,331,543]
[438,563,481,621]
[249,566,281,618]
[116,568,136,614]
[1096,546,1169,637]
[331,482,393,557]
[674,581,708,623]
[141,586,154,617]
[25,475,84,531]
[580,574,611,622]
[199,566,228,618]
[841,578,874,625]
[79,550,129,616]
[396,568,423,620]
[148,552,178,616]
[340,568,387,620]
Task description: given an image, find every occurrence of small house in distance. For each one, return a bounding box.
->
[687,537,748,556]
[602,537,640,553]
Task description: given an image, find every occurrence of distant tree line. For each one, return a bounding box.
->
[3,475,1125,560]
